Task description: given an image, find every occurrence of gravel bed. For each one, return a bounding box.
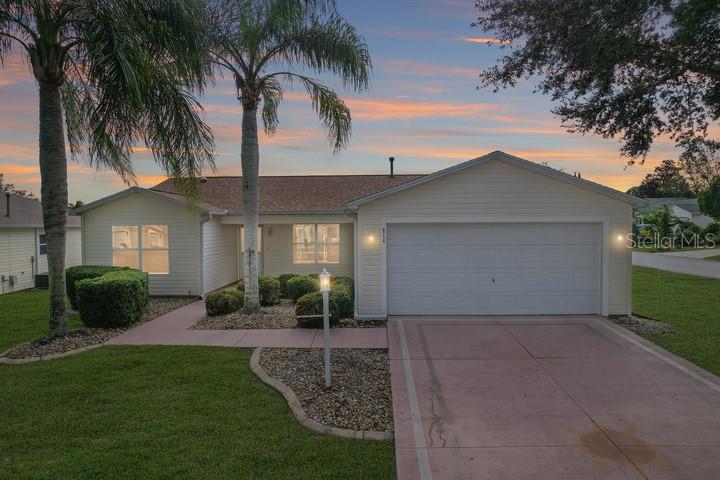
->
[610,314,674,336]
[195,300,386,330]
[259,348,393,432]
[2,296,197,360]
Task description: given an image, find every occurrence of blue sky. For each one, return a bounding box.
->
[0,0,677,203]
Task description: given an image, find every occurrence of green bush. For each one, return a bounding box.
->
[236,276,281,305]
[259,276,281,305]
[277,274,298,298]
[206,289,244,315]
[332,276,354,292]
[286,275,319,302]
[294,283,353,328]
[703,222,720,243]
[76,270,149,328]
[66,265,129,310]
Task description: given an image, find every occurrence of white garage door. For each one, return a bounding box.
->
[387,223,601,315]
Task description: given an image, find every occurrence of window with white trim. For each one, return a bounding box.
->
[38,234,47,255]
[112,225,169,274]
[292,224,340,264]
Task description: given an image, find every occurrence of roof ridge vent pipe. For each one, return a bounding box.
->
[5,193,9,217]
[389,157,395,178]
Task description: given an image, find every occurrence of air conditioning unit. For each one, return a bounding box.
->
[8,275,17,286]
[35,273,49,289]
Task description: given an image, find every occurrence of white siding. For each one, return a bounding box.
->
[36,227,82,274]
[0,229,35,294]
[82,191,202,296]
[202,218,239,294]
[356,158,633,317]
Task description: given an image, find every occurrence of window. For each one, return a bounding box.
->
[112,225,169,274]
[38,234,47,255]
[292,224,340,264]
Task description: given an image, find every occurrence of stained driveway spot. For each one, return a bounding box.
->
[390,316,720,480]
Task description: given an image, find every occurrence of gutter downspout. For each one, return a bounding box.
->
[344,206,359,319]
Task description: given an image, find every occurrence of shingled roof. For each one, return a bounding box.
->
[0,193,80,228]
[150,175,424,213]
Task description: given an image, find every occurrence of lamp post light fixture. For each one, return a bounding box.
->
[319,268,332,388]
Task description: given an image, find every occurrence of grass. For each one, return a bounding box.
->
[0,291,395,479]
[633,266,720,376]
[0,289,81,352]
[706,255,720,262]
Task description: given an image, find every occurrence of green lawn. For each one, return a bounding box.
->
[0,289,81,352]
[633,266,720,376]
[706,255,720,262]
[0,292,395,479]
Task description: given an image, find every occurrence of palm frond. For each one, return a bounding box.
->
[260,76,283,134]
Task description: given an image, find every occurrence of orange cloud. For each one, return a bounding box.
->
[378,59,478,79]
[344,97,512,121]
[1,164,38,175]
[463,37,510,45]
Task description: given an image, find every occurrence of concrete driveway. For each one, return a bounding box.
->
[389,316,720,480]
[632,250,720,278]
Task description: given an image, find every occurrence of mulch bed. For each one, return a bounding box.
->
[610,314,674,336]
[1,297,197,360]
[259,348,393,433]
[194,299,386,330]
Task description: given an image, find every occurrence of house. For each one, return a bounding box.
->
[0,193,82,294]
[637,197,714,228]
[73,151,645,317]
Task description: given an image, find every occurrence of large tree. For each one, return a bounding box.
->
[206,0,370,309]
[473,0,720,165]
[0,173,37,199]
[627,159,693,198]
[0,1,214,336]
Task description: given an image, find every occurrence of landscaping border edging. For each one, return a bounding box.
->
[250,347,393,441]
[0,342,104,365]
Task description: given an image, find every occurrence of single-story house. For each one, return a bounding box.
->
[73,151,645,317]
[0,193,82,294]
[637,197,714,228]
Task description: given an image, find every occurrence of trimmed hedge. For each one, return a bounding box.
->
[236,276,282,305]
[286,275,319,302]
[294,283,354,328]
[206,289,244,315]
[66,265,129,310]
[277,274,298,298]
[76,270,149,328]
[332,276,354,292]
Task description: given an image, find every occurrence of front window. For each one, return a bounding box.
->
[112,225,169,274]
[292,224,340,264]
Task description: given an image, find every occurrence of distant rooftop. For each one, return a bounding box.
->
[0,193,80,228]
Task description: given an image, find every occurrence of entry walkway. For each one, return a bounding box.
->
[106,301,387,349]
[390,315,720,480]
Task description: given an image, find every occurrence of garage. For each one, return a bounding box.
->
[387,222,602,315]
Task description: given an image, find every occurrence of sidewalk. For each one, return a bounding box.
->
[106,301,387,349]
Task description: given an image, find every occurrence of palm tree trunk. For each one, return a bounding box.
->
[38,80,69,336]
[241,105,260,311]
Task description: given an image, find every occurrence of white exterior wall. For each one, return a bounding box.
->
[0,226,82,295]
[0,229,36,294]
[356,159,633,317]
[202,217,239,294]
[82,191,202,296]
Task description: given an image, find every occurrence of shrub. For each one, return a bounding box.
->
[206,289,244,315]
[277,274,298,298]
[332,276,354,292]
[66,265,129,310]
[294,283,353,328]
[703,222,720,243]
[76,270,149,328]
[259,276,281,305]
[286,275,319,302]
[236,276,281,305]
[330,284,354,320]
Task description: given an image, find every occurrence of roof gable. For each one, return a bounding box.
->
[345,151,647,209]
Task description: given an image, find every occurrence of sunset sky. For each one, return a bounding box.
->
[0,0,677,204]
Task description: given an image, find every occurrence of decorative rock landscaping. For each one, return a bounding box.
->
[257,347,393,434]
[0,296,197,362]
[610,314,674,336]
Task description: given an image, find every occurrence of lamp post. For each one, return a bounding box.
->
[319,268,331,388]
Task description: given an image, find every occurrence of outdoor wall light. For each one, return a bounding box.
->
[367,234,376,244]
[617,234,625,242]
[319,268,331,293]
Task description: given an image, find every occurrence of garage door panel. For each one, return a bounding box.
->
[387,223,601,315]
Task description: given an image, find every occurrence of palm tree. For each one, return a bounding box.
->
[0,1,215,336]
[207,0,371,310]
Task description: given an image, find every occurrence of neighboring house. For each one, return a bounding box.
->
[637,197,714,228]
[0,193,82,294]
[73,151,645,317]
